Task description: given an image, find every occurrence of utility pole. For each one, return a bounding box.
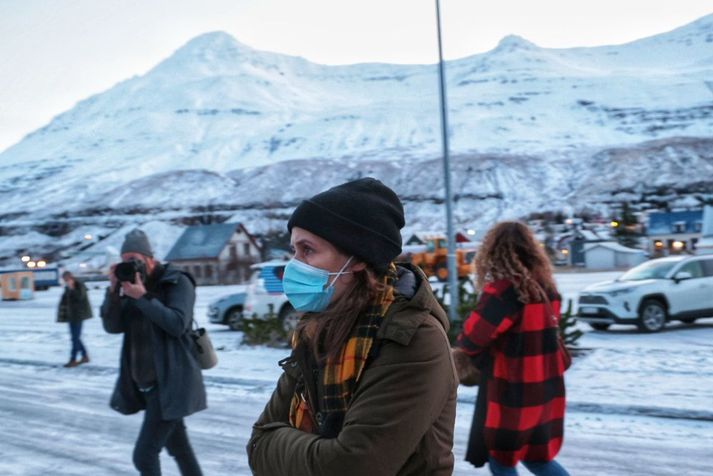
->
[435,0,459,321]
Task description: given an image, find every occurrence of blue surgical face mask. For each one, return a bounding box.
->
[282,257,353,312]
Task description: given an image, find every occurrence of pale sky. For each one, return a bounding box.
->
[0,0,711,152]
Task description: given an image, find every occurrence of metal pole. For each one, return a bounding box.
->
[435,0,459,322]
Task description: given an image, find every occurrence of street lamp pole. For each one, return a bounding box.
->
[435,0,459,322]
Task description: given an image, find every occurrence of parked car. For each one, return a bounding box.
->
[242,260,300,332]
[577,255,713,332]
[207,289,247,330]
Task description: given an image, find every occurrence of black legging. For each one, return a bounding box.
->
[132,387,203,476]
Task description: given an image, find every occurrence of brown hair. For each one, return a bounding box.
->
[475,221,557,303]
[295,267,384,361]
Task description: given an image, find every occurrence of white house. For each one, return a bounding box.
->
[583,241,647,270]
[165,223,261,285]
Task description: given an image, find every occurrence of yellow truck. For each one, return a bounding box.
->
[399,237,476,281]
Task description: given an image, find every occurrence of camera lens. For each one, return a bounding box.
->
[115,261,137,283]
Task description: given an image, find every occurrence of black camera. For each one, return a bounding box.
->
[114,259,147,284]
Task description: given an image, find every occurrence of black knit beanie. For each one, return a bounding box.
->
[287,178,404,273]
[120,229,154,258]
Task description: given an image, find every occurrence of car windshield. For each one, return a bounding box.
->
[249,269,261,284]
[618,260,678,281]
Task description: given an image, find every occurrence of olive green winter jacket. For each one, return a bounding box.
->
[247,264,457,476]
[57,279,93,323]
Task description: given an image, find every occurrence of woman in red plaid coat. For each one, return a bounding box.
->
[458,221,570,476]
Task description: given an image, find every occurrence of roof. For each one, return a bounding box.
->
[165,223,245,261]
[583,241,646,254]
[406,230,474,244]
[579,229,602,241]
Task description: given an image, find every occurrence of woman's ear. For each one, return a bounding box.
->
[350,260,367,273]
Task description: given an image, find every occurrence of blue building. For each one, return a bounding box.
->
[698,206,713,255]
[646,210,703,256]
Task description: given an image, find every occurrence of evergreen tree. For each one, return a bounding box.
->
[559,299,583,347]
[614,202,640,248]
[435,280,479,344]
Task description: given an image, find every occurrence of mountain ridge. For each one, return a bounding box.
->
[0,14,711,262]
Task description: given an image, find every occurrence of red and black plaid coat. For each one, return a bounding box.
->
[458,279,566,467]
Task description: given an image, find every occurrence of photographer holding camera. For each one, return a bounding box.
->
[101,229,206,476]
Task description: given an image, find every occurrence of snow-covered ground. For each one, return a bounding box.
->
[1,271,712,475]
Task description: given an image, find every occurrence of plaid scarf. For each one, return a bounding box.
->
[289,264,396,436]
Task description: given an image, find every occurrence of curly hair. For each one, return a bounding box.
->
[475,221,557,303]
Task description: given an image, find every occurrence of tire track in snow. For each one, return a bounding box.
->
[2,357,712,423]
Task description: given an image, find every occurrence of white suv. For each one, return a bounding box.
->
[241,260,301,332]
[577,255,713,332]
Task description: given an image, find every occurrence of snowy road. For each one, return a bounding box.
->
[1,272,712,475]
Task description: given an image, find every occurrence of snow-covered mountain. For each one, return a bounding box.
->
[0,14,712,262]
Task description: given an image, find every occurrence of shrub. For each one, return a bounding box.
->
[434,279,479,345]
[241,307,290,348]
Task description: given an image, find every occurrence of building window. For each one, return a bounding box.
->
[193,265,202,278]
[230,244,238,260]
[694,222,702,233]
[673,221,686,233]
[670,240,686,253]
[244,243,251,256]
[205,265,213,279]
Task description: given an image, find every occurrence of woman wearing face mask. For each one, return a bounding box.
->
[247,177,457,476]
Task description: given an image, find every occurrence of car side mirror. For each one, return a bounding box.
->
[673,271,693,283]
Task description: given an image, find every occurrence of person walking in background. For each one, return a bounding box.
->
[457,221,570,476]
[247,177,457,475]
[101,229,205,476]
[57,270,92,367]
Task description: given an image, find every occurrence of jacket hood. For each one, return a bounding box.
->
[378,263,449,345]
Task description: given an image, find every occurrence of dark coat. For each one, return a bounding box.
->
[57,279,93,323]
[458,279,566,467]
[100,264,207,420]
[247,264,457,476]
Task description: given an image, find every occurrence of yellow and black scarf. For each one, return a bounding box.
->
[289,264,396,436]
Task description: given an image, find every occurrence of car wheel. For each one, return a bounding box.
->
[227,308,243,331]
[589,323,610,331]
[680,318,696,325]
[637,300,667,333]
[279,304,301,333]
